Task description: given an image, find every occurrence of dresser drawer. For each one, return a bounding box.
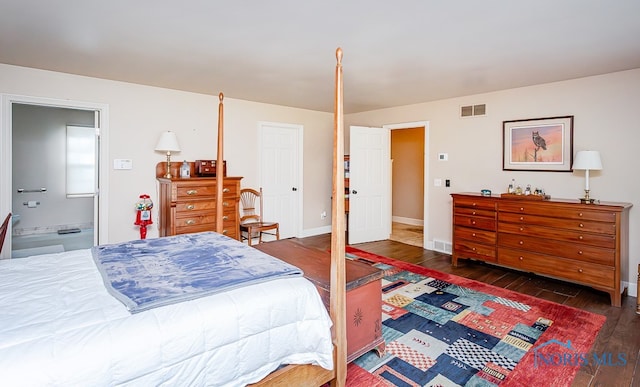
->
[454,207,496,218]
[498,222,615,249]
[499,202,617,222]
[498,247,614,289]
[498,233,614,266]
[176,185,217,199]
[221,184,239,198]
[454,240,496,262]
[176,201,216,212]
[454,215,496,231]
[454,226,496,244]
[175,213,216,230]
[498,212,616,235]
[454,197,496,211]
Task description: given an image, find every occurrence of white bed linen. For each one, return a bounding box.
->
[0,249,334,386]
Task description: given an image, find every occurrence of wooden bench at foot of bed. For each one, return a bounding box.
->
[256,240,385,363]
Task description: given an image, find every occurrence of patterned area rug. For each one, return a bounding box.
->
[345,246,606,387]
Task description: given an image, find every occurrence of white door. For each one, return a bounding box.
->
[348,126,391,244]
[259,122,302,240]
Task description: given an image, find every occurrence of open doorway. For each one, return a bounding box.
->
[389,126,424,247]
[0,94,109,259]
[384,121,429,249]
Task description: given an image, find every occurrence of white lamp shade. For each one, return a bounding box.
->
[155,131,181,152]
[573,150,602,171]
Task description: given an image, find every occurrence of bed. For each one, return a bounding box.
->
[0,49,348,386]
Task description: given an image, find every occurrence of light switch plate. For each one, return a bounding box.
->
[113,159,133,170]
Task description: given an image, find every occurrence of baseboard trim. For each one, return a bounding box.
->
[391,216,423,226]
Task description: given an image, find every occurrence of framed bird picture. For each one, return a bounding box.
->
[502,115,574,171]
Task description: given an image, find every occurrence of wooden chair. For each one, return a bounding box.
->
[0,213,11,254]
[239,188,279,246]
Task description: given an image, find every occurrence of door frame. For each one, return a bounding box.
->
[257,121,303,239]
[0,94,109,258]
[383,121,429,249]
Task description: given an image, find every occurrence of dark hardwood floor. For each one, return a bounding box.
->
[287,234,640,387]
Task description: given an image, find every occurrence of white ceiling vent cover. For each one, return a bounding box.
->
[461,104,486,117]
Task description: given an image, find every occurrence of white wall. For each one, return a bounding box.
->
[346,68,640,295]
[0,63,334,244]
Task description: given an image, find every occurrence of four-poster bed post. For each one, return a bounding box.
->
[249,48,348,386]
[329,47,347,386]
[216,92,225,234]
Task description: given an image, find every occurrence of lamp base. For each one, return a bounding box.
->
[580,189,596,204]
[164,155,173,179]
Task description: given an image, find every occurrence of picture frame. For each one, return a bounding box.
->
[502,115,573,172]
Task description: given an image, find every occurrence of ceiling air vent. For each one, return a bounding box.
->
[461,104,486,117]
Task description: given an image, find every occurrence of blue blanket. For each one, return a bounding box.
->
[91,232,303,313]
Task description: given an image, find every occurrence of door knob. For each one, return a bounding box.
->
[292,187,298,191]
[351,190,357,194]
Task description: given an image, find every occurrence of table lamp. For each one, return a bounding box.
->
[155,131,181,178]
[572,150,602,204]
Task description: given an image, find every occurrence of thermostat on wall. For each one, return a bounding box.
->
[113,159,133,170]
[438,153,448,161]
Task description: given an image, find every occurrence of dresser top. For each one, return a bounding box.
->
[451,192,632,209]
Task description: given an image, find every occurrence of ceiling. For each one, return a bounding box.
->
[1,1,639,114]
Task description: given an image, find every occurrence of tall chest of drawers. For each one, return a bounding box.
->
[452,193,632,307]
[157,176,242,240]
[451,194,498,266]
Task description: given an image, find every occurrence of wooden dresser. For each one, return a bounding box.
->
[157,172,242,239]
[255,240,385,363]
[452,193,632,306]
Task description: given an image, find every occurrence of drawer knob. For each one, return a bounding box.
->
[186,204,195,210]
[519,227,524,232]
[519,256,523,261]
[519,207,524,211]
[185,219,196,225]
[187,190,198,195]
[579,212,583,217]
[519,216,524,221]
[519,240,524,245]
[578,250,583,255]
[472,211,476,215]
[578,268,583,273]
[472,233,476,237]
[222,229,228,234]
[579,223,584,228]
[223,188,230,193]
[223,202,230,207]
[472,202,477,206]
[579,235,583,240]
[223,215,229,220]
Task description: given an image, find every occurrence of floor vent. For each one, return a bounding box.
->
[433,239,452,254]
[461,104,486,117]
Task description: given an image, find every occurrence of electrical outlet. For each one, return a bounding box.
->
[320,211,327,219]
[445,179,450,187]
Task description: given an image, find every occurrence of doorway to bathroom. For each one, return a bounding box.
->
[1,94,109,259]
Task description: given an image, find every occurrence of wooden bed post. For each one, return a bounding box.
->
[248,49,347,387]
[216,92,224,233]
[330,47,347,387]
